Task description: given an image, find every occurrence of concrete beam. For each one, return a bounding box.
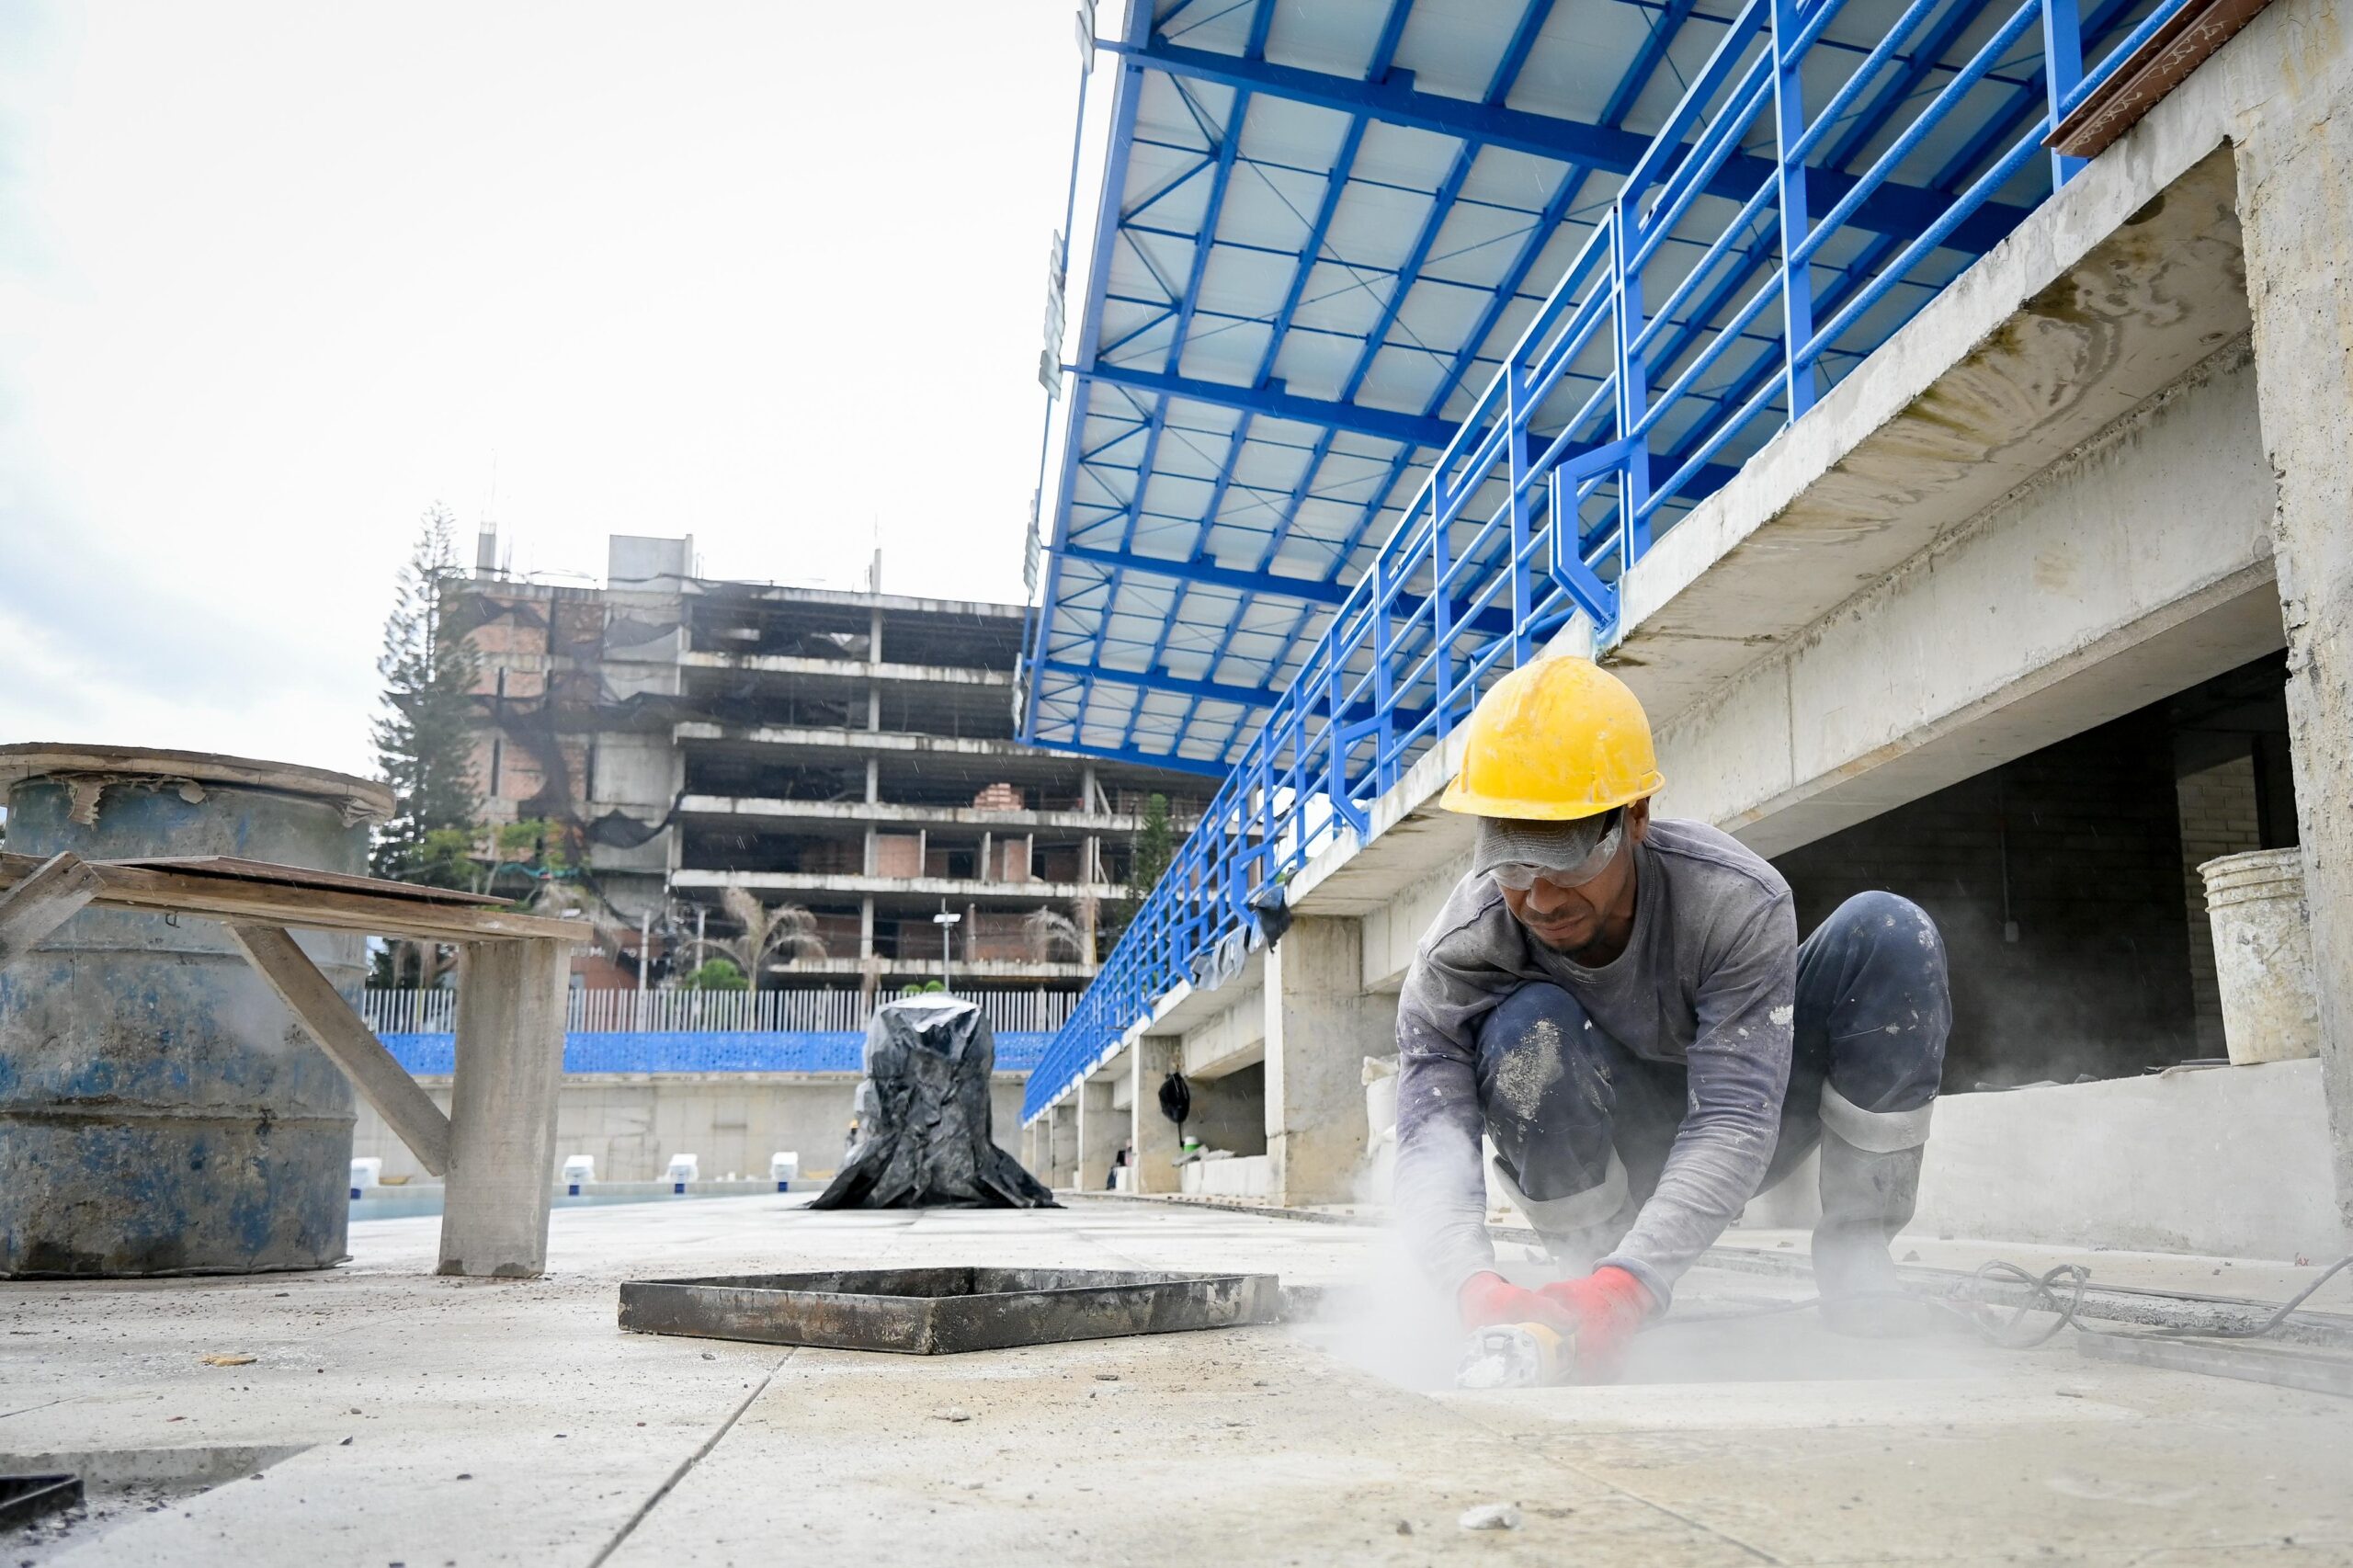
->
[1180,985,1265,1081]
[1619,144,2254,736]
[1655,344,2281,854]
[701,580,1027,622]
[672,723,1034,759]
[674,794,1150,835]
[678,651,1014,687]
[669,869,1131,903]
[758,955,1102,983]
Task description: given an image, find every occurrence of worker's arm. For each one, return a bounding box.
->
[1596,895,1798,1307]
[1392,886,1514,1296]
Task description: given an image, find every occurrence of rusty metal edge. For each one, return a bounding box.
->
[923,1272,1283,1353]
[617,1269,1282,1355]
[619,1278,939,1352]
[2047,0,2275,158]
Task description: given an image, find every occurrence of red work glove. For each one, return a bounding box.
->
[1457,1271,1576,1334]
[1536,1266,1655,1381]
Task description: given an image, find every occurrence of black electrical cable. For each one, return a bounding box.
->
[1654,1254,2347,1352]
[2139,1251,2353,1341]
[1942,1259,2090,1348]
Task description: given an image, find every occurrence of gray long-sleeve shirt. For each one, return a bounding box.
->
[1393,818,1797,1306]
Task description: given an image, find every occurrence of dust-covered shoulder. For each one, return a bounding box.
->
[1644,817,1790,903]
[1646,818,1794,969]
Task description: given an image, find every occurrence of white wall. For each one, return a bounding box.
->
[1908,1061,2353,1260]
[354,1073,1027,1185]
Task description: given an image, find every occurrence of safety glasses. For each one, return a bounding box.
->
[1487,819,1624,891]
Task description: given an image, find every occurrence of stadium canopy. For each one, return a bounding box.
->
[1019,0,2073,771]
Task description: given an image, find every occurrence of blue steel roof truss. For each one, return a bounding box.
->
[1019,0,2188,1119]
[1024,0,2103,772]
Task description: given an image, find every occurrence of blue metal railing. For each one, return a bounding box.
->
[1022,0,2182,1122]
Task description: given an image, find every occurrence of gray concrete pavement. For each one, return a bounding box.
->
[3,1194,2348,1566]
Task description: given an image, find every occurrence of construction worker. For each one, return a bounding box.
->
[1394,656,1949,1379]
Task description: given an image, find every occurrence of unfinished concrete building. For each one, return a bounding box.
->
[449,534,1202,1026]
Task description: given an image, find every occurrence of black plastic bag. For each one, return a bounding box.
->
[810,995,1059,1210]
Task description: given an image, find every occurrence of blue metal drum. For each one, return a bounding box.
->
[0,746,392,1276]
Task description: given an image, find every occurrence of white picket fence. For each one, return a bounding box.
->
[362,986,1075,1037]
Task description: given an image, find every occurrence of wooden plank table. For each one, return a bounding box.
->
[0,849,595,1279]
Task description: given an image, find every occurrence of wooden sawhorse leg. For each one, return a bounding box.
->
[438,937,569,1278]
[0,852,100,971]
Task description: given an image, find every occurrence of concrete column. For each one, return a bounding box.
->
[1075,1075,1117,1193]
[1079,766,1101,967]
[1049,1102,1078,1188]
[858,896,874,961]
[1131,1035,1182,1193]
[1080,835,1099,963]
[864,758,879,804]
[438,937,569,1278]
[1264,915,1376,1207]
[2235,32,2353,1220]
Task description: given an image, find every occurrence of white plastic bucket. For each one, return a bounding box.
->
[2200,847,2321,1066]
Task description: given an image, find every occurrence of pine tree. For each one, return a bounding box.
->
[371,506,482,886]
[1132,792,1175,892]
[1097,792,1177,960]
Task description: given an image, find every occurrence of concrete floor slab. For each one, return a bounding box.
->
[3,1197,2348,1566]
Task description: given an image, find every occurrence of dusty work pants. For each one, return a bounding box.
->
[1473,892,1950,1225]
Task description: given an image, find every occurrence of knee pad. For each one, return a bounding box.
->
[1820,1080,1933,1153]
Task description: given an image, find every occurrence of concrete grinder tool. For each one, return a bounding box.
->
[1455,1321,1574,1389]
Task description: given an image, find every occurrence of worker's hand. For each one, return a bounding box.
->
[1456,1271,1575,1335]
[1535,1266,1654,1381]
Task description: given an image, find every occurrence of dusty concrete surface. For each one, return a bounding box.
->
[4,1195,2349,1566]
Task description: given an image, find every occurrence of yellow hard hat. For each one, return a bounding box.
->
[1439,656,1664,821]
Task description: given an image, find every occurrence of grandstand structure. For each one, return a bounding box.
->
[1011,0,2348,1248]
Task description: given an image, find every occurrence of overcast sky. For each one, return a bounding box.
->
[0,2,1085,779]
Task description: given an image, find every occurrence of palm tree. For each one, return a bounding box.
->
[700,887,827,990]
[1023,906,1085,961]
[385,937,458,990]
